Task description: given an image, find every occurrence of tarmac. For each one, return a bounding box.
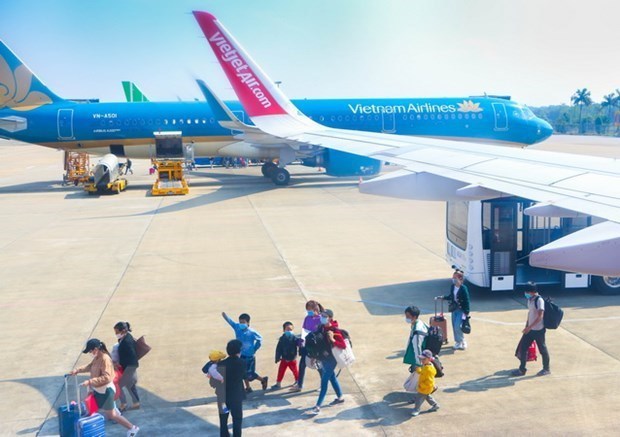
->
[1,135,620,436]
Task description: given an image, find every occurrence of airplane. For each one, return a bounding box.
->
[0,39,551,185]
[192,10,620,278]
[122,81,149,102]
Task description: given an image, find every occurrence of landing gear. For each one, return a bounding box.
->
[271,167,290,186]
[261,162,277,178]
[592,276,620,295]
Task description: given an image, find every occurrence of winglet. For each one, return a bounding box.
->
[193,11,293,118]
[195,79,233,122]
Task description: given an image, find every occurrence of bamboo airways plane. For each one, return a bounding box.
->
[192,11,620,278]
[0,39,552,185]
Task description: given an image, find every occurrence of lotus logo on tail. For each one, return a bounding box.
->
[0,54,53,111]
[457,100,483,113]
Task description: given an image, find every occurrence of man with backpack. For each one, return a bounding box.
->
[512,282,551,377]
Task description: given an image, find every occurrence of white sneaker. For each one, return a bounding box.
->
[127,426,140,437]
[461,342,468,350]
[454,342,462,349]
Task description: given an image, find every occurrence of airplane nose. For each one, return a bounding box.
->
[533,119,553,143]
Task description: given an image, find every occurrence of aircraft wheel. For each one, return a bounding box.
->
[592,276,620,295]
[261,162,277,178]
[271,168,290,186]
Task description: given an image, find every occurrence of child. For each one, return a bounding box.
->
[202,350,228,414]
[411,350,440,417]
[222,311,269,392]
[272,322,299,389]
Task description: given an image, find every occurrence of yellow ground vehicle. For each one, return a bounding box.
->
[151,160,189,196]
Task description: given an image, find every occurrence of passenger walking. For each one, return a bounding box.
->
[410,350,440,417]
[222,312,269,392]
[512,282,551,376]
[291,300,323,392]
[439,269,471,350]
[272,321,299,389]
[403,306,428,369]
[202,350,228,415]
[125,159,133,175]
[219,339,247,437]
[309,309,346,415]
[113,321,141,412]
[71,339,140,436]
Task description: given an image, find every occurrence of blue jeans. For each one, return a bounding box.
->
[316,357,342,407]
[451,309,465,344]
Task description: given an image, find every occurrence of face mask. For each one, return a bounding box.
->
[452,278,457,285]
[239,323,248,330]
[307,311,314,316]
[320,317,329,325]
[115,333,123,340]
[524,293,532,299]
[405,318,413,324]
[285,330,294,336]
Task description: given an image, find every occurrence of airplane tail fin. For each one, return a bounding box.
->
[193,11,317,135]
[122,81,149,102]
[0,39,64,111]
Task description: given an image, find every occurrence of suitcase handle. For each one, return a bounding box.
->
[434,298,444,317]
[63,374,83,416]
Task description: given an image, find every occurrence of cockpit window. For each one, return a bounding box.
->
[521,107,536,120]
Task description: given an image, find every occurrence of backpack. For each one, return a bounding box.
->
[431,355,444,378]
[535,296,564,329]
[305,330,330,359]
[279,334,298,361]
[423,325,443,356]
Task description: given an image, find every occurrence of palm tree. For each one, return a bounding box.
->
[571,88,592,133]
[601,93,617,130]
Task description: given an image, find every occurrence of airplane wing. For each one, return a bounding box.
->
[193,11,620,276]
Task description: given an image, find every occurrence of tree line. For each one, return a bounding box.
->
[531,89,620,135]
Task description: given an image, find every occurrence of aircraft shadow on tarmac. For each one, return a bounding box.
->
[0,180,79,194]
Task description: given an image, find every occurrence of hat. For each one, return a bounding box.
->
[209,350,226,362]
[321,309,334,318]
[82,338,102,354]
[418,349,433,360]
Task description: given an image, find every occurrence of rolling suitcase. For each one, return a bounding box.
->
[76,412,105,437]
[58,375,86,437]
[430,299,449,344]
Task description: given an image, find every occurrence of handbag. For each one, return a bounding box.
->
[460,317,471,334]
[135,335,152,360]
[84,392,98,416]
[403,371,420,393]
[305,356,319,370]
[332,339,355,369]
[527,341,538,362]
[113,366,123,400]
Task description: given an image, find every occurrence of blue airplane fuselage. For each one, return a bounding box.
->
[0,96,552,160]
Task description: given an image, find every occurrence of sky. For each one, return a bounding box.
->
[1,0,619,107]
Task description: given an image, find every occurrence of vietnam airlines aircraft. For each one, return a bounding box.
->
[0,38,551,185]
[193,11,620,278]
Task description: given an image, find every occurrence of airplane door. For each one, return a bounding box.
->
[492,103,508,131]
[57,109,74,139]
[489,201,517,290]
[381,112,396,133]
